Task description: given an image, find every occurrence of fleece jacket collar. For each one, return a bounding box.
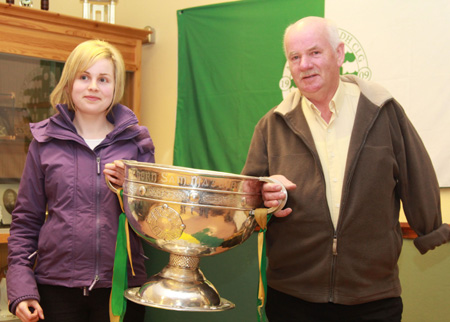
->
[30,104,139,144]
[274,75,393,115]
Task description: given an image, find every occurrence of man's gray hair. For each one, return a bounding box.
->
[283,17,342,58]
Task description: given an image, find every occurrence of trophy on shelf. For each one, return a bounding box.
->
[82,0,116,24]
[18,0,32,7]
[107,161,287,312]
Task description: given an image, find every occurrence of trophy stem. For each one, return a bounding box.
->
[124,253,235,312]
[169,253,200,270]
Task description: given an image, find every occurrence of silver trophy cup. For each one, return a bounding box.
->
[107,161,287,312]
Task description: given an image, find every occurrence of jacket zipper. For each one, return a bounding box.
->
[329,233,338,302]
[85,156,102,296]
[332,235,338,255]
[82,156,103,296]
[83,275,99,296]
[89,274,100,291]
[95,156,101,280]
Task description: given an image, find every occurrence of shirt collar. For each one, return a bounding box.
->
[303,80,344,117]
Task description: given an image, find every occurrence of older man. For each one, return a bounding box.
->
[242,16,450,321]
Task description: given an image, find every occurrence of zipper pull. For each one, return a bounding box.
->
[332,236,338,255]
[96,157,101,175]
[27,250,38,259]
[88,275,100,292]
[83,275,100,296]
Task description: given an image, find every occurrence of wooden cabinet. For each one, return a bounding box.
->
[0,3,150,118]
[0,3,150,241]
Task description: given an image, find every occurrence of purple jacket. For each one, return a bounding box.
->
[7,104,155,314]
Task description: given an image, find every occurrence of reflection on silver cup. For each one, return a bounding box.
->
[107,161,287,312]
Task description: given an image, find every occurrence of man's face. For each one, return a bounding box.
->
[6,191,15,205]
[285,22,344,103]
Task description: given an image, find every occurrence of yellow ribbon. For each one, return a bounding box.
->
[254,208,269,322]
[255,208,269,230]
[115,188,134,276]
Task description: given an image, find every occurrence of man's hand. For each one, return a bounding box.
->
[263,175,297,217]
[15,300,44,322]
[104,160,125,187]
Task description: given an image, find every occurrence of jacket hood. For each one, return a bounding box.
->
[275,75,394,115]
[30,104,139,143]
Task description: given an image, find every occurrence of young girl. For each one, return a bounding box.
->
[7,40,154,322]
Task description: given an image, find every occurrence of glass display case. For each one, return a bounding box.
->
[0,54,64,229]
[0,53,63,175]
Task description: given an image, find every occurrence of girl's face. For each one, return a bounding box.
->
[71,58,115,116]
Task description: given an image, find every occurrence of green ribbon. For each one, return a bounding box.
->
[110,190,128,322]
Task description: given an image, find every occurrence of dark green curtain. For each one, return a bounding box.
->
[174,0,324,173]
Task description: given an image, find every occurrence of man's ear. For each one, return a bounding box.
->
[336,42,345,67]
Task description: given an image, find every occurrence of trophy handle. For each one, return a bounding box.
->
[105,176,119,194]
[258,177,288,214]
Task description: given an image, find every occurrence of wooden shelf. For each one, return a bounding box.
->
[0,230,9,244]
[400,223,417,239]
[0,235,8,244]
[0,3,151,118]
[0,313,20,321]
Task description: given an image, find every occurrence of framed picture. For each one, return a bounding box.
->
[0,179,20,227]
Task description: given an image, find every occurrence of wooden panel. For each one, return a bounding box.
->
[0,234,9,245]
[0,3,151,117]
[401,223,450,240]
[0,140,28,178]
[401,223,418,239]
[0,9,147,68]
[0,244,8,271]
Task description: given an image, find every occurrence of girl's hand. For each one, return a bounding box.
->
[104,160,125,187]
[15,300,44,322]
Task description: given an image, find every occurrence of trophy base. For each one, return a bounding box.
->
[125,287,235,312]
[124,254,235,312]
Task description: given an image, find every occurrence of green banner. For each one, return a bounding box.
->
[171,2,325,321]
[174,0,324,173]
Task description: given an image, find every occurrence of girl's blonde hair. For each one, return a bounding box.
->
[50,39,125,113]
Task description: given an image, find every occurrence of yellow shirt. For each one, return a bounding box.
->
[302,81,360,228]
